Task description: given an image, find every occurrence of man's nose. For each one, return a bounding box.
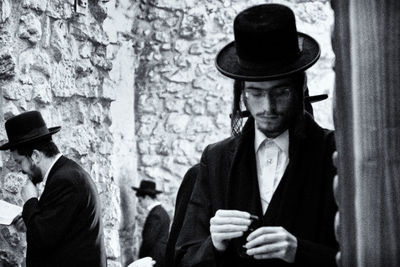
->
[259,94,276,112]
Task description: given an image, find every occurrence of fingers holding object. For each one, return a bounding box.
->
[246,241,286,256]
[245,232,284,249]
[212,232,245,241]
[210,216,251,226]
[210,224,248,234]
[215,209,251,218]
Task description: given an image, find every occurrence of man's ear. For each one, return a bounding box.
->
[31,149,42,165]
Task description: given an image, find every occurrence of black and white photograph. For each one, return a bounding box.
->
[0,0,398,266]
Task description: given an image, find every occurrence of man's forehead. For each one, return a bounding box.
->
[244,78,294,90]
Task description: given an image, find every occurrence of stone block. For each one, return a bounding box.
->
[165,113,190,134]
[79,41,93,58]
[179,13,206,39]
[143,166,176,183]
[0,249,20,266]
[0,227,22,248]
[46,0,73,19]
[19,48,51,78]
[101,191,121,228]
[50,61,77,97]
[88,23,110,45]
[104,228,121,260]
[0,52,15,80]
[174,39,189,53]
[102,77,118,101]
[137,94,163,114]
[141,155,161,167]
[153,32,169,43]
[186,116,214,134]
[148,0,185,9]
[0,0,11,23]
[3,172,26,195]
[184,98,205,115]
[22,0,48,12]
[189,43,203,55]
[63,125,94,155]
[89,1,108,23]
[75,59,94,78]
[165,69,193,83]
[137,140,151,155]
[91,45,113,71]
[192,76,217,91]
[164,98,185,112]
[32,81,52,104]
[3,102,20,120]
[75,73,101,97]
[18,13,42,45]
[172,139,196,158]
[91,53,113,71]
[51,20,79,62]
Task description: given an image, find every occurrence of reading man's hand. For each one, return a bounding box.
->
[21,179,38,202]
[245,226,297,263]
[210,209,251,252]
[12,214,26,232]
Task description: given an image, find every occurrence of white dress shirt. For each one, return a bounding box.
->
[254,129,289,214]
[37,153,62,199]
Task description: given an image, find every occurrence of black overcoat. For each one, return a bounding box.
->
[139,204,171,267]
[22,156,106,267]
[175,115,338,267]
[165,164,200,267]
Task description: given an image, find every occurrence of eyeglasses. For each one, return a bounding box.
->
[244,87,292,102]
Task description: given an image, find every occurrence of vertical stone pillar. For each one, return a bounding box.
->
[333,0,400,266]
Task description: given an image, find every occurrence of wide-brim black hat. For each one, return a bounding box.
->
[132,180,162,196]
[0,111,61,150]
[216,4,320,81]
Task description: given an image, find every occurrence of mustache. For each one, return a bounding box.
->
[255,112,282,116]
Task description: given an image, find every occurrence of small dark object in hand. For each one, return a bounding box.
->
[237,214,261,258]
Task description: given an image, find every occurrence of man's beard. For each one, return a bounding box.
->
[25,163,43,185]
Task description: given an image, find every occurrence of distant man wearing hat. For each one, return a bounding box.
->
[175,4,338,267]
[1,111,106,267]
[133,180,170,267]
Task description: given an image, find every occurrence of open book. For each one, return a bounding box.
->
[0,199,22,225]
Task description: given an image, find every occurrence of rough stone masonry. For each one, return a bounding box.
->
[0,0,333,266]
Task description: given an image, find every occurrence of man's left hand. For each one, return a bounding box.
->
[245,226,297,263]
[21,179,38,202]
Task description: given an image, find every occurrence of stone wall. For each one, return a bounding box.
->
[0,0,334,266]
[0,0,137,266]
[132,0,334,260]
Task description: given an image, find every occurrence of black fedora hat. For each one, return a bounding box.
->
[216,4,320,81]
[132,180,162,196]
[0,111,61,150]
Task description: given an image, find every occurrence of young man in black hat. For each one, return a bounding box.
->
[133,180,170,267]
[1,111,106,267]
[175,4,338,267]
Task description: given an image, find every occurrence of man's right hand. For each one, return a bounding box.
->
[210,209,251,252]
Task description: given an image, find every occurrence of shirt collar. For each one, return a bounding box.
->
[42,153,62,186]
[254,128,289,155]
[147,201,161,212]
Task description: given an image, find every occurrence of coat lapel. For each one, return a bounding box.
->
[226,118,263,218]
[262,113,310,231]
